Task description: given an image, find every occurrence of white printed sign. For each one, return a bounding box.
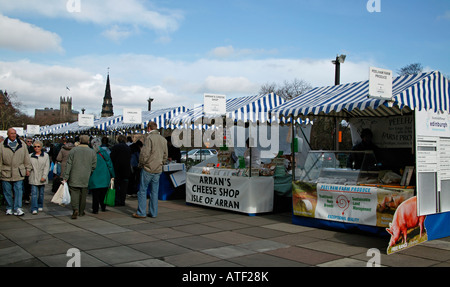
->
[186,173,273,214]
[78,114,94,127]
[26,125,40,135]
[368,67,393,100]
[315,183,378,225]
[203,94,226,115]
[123,108,142,124]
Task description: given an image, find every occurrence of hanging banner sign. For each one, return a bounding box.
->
[123,108,142,124]
[292,181,414,228]
[349,115,413,148]
[368,67,393,100]
[78,114,94,127]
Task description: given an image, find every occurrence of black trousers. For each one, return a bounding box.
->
[90,188,107,213]
[114,178,128,206]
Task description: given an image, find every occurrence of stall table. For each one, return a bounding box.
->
[146,163,186,200]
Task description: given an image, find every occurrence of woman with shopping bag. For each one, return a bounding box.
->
[88,137,115,214]
[29,140,50,214]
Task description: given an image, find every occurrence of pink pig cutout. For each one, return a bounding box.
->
[386,196,426,247]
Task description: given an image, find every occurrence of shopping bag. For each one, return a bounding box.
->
[61,182,71,205]
[104,179,115,207]
[51,183,65,205]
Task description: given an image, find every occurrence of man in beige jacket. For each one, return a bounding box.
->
[0,128,32,216]
[133,122,167,218]
[63,135,97,219]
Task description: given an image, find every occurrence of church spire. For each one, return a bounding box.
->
[101,69,114,117]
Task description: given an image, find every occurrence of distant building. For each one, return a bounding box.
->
[35,96,79,125]
[101,73,114,117]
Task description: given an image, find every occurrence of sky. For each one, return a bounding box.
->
[0,0,449,118]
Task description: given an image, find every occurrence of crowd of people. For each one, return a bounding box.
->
[0,121,169,220]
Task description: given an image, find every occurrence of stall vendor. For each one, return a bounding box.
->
[347,129,381,169]
[166,136,181,163]
[244,138,261,169]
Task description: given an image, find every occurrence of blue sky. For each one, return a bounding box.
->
[0,0,449,117]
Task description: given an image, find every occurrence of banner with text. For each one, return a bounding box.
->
[186,173,273,214]
[292,181,414,227]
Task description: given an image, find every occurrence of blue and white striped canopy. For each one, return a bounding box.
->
[42,106,186,135]
[107,106,187,131]
[40,122,70,135]
[169,93,285,125]
[269,71,450,120]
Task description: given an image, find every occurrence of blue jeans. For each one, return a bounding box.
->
[31,185,45,212]
[2,181,23,211]
[136,170,161,217]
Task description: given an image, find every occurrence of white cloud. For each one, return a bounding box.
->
[0,14,63,53]
[0,0,183,34]
[0,54,376,117]
[209,45,278,59]
[102,25,134,42]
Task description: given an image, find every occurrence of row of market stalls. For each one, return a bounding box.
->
[35,71,450,254]
[38,106,187,137]
[268,70,450,253]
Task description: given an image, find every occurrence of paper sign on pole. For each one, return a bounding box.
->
[78,114,95,127]
[204,94,226,115]
[27,125,40,135]
[123,108,142,124]
[368,67,393,100]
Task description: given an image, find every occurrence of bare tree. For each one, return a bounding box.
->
[259,78,312,100]
[398,63,423,76]
[0,91,33,130]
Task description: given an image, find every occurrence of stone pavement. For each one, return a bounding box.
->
[1,183,450,268]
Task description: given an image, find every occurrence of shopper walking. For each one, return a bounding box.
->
[128,140,143,197]
[54,139,74,193]
[133,122,167,219]
[23,137,33,204]
[62,135,97,219]
[110,135,131,206]
[88,138,115,214]
[0,128,32,216]
[28,140,50,214]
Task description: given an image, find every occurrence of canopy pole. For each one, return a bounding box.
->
[291,115,296,181]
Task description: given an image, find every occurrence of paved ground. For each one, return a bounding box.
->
[1,183,450,269]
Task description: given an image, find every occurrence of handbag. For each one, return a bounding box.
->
[51,183,65,205]
[104,179,115,207]
[61,182,71,205]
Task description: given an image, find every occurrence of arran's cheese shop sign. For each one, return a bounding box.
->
[186,173,274,214]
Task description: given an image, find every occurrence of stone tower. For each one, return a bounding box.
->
[101,72,114,117]
[60,96,73,121]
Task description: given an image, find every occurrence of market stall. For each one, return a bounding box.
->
[269,70,450,253]
[38,106,188,201]
[169,93,297,215]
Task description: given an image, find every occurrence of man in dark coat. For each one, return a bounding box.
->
[110,135,131,206]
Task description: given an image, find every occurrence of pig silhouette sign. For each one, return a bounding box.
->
[386,196,427,254]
